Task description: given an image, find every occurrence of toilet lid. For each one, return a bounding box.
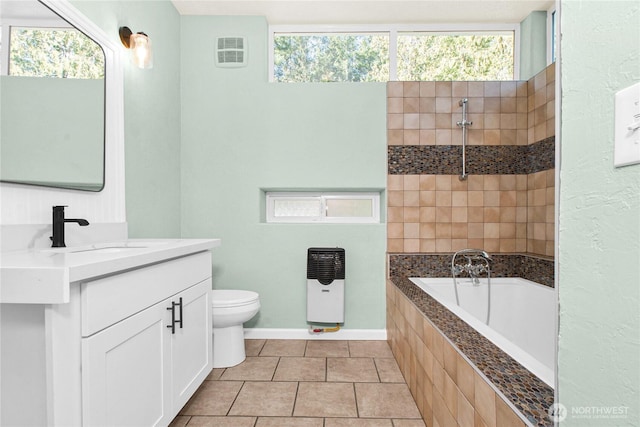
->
[211,289,259,308]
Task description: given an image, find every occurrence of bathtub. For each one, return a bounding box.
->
[409,277,556,388]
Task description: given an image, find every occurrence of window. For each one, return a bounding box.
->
[7,27,104,78]
[273,32,389,82]
[266,192,380,223]
[270,25,519,82]
[396,32,514,81]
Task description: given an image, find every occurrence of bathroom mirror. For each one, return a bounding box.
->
[0,0,105,191]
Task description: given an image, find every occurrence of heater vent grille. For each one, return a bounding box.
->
[215,37,247,68]
[307,248,345,285]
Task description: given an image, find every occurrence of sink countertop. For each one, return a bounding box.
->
[0,238,221,304]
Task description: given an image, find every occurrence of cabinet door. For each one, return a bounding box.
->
[170,279,212,412]
[82,300,172,427]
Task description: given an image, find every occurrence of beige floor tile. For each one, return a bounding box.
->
[305,340,350,357]
[256,417,324,426]
[220,356,279,381]
[392,420,427,427]
[229,381,298,417]
[374,358,405,383]
[205,368,225,380]
[325,418,393,426]
[245,339,266,356]
[180,381,243,415]
[355,383,422,419]
[186,416,257,426]
[168,415,190,427]
[327,357,379,382]
[294,382,357,417]
[273,357,326,381]
[349,341,394,358]
[260,339,307,356]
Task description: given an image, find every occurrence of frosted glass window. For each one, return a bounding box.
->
[273,199,322,218]
[266,192,380,223]
[326,198,372,217]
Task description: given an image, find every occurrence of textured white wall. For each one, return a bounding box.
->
[559,1,640,425]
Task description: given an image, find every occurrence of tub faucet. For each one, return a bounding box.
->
[51,205,89,247]
[451,248,492,285]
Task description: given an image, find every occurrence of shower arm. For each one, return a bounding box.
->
[456,98,473,181]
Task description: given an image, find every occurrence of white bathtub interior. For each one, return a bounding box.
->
[410,277,555,388]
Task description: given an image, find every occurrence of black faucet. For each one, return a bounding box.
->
[51,205,90,248]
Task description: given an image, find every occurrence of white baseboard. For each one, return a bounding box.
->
[243,328,387,341]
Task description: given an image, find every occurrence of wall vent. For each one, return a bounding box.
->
[215,37,247,68]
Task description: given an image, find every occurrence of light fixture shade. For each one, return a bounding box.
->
[129,33,153,69]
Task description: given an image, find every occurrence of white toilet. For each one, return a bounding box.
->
[211,289,260,368]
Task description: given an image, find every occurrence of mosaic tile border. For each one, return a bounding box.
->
[388,136,555,175]
[389,253,554,288]
[389,254,555,427]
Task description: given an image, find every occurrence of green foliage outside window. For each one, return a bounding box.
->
[274,34,389,82]
[9,27,104,79]
[397,33,514,81]
[274,31,514,82]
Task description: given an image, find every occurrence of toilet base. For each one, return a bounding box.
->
[212,324,246,368]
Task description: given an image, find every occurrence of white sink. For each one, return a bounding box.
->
[69,246,146,254]
[43,240,171,254]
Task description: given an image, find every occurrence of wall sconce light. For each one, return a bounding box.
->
[119,26,153,69]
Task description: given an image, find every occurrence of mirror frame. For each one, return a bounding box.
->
[0,0,127,225]
[1,0,110,191]
[42,0,124,198]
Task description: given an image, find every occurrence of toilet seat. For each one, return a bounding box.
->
[212,290,259,308]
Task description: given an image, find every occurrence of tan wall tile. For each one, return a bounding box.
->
[435,81,452,97]
[419,129,436,145]
[495,396,525,427]
[474,373,496,427]
[404,82,420,97]
[468,81,484,97]
[404,130,420,145]
[404,97,420,113]
[420,81,436,97]
[388,130,404,145]
[420,239,436,252]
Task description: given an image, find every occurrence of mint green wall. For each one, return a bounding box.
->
[70,0,182,237]
[179,16,387,329]
[559,1,639,425]
[519,11,547,80]
[1,76,103,189]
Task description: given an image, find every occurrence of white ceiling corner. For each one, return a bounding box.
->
[170,0,555,25]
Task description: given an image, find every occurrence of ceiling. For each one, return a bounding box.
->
[171,0,555,25]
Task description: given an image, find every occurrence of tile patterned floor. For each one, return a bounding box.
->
[171,339,425,427]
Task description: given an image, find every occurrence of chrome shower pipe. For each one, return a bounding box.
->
[456,98,473,181]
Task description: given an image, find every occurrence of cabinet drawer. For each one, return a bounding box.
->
[81,252,211,337]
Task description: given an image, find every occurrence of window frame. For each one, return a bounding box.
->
[269,23,520,82]
[266,191,381,224]
[546,4,557,65]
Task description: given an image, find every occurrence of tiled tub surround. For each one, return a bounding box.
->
[387,65,556,257]
[387,171,555,255]
[388,253,554,288]
[386,276,554,427]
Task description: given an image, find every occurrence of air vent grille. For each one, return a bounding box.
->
[307,248,345,285]
[215,37,247,68]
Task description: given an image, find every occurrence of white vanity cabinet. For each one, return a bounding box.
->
[0,240,218,427]
[82,253,212,426]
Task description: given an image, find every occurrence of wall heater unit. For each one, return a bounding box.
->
[307,248,345,323]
